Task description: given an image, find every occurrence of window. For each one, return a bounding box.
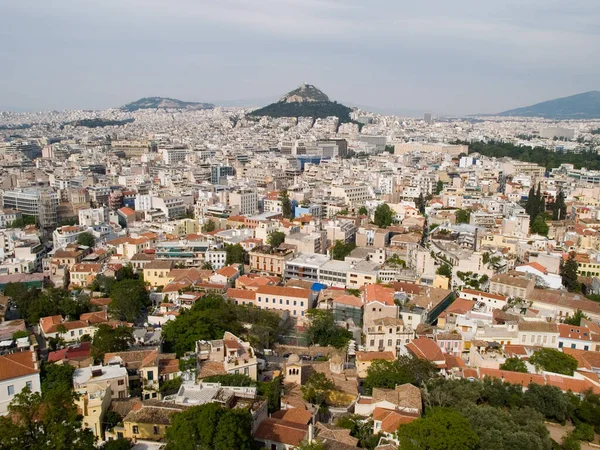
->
[571,344,576,349]
[7,385,15,396]
[559,342,563,348]
[286,300,289,305]
[154,426,159,435]
[118,379,125,386]
[26,381,32,390]
[388,339,392,347]
[133,426,139,434]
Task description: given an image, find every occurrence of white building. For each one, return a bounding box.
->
[0,351,41,416]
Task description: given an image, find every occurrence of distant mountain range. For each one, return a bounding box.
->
[121,97,214,112]
[248,83,354,123]
[496,91,600,119]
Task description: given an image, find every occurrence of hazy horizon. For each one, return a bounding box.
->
[2,0,599,115]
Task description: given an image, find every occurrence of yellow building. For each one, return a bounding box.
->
[76,384,112,440]
[355,351,395,379]
[122,401,187,442]
[249,246,294,276]
[143,260,176,287]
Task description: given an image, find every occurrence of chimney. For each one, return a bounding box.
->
[32,351,39,371]
[308,423,314,444]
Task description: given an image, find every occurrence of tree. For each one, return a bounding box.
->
[267,231,286,249]
[100,439,131,450]
[373,203,393,228]
[202,374,256,387]
[201,261,214,270]
[396,407,479,450]
[358,206,369,215]
[0,387,96,450]
[336,415,383,449]
[279,190,293,219]
[363,355,438,395]
[257,376,283,413]
[92,324,134,362]
[202,219,216,232]
[416,193,426,215]
[225,244,247,265]
[12,330,29,339]
[109,278,149,322]
[77,232,96,248]
[529,348,578,376]
[165,403,254,450]
[159,376,183,396]
[523,383,574,423]
[436,263,452,278]
[305,309,352,349]
[40,362,75,394]
[455,209,471,224]
[331,240,356,261]
[530,214,549,236]
[561,253,581,292]
[564,309,589,326]
[553,191,568,221]
[297,441,326,450]
[499,357,528,373]
[302,372,335,406]
[435,180,445,195]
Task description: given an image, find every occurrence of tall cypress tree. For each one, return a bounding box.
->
[553,191,567,221]
[525,186,536,217]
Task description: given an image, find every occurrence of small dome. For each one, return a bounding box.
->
[287,353,301,364]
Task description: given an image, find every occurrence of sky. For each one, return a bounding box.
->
[1,0,599,115]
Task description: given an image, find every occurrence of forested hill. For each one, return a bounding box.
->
[467,141,600,170]
[248,101,353,123]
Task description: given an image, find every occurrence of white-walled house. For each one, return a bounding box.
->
[0,351,41,415]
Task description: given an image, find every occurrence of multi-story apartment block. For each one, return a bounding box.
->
[249,246,295,276]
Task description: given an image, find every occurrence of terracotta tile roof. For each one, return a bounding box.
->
[558,324,594,341]
[0,351,39,381]
[373,407,418,433]
[254,418,308,446]
[406,337,445,366]
[40,315,63,334]
[444,354,466,369]
[256,285,311,299]
[71,263,101,273]
[524,262,548,274]
[446,298,475,315]
[79,311,109,324]
[364,284,395,306]
[529,290,600,316]
[332,295,364,308]
[123,400,187,425]
[372,383,422,412]
[226,288,256,301]
[355,351,395,362]
[271,408,313,425]
[216,265,239,277]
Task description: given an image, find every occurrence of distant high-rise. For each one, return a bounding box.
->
[424,113,432,124]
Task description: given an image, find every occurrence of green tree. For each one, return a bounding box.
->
[396,407,479,450]
[373,203,394,228]
[279,190,293,220]
[455,209,471,224]
[436,263,452,278]
[499,357,528,373]
[331,240,356,261]
[100,438,131,450]
[202,374,256,386]
[563,309,589,326]
[358,206,369,215]
[12,330,29,339]
[363,355,438,395]
[40,362,75,394]
[435,180,445,195]
[523,383,574,423]
[202,219,216,232]
[529,348,578,376]
[302,372,335,406]
[225,244,248,265]
[76,232,96,248]
[553,191,568,221]
[109,278,149,322]
[305,309,352,349]
[267,231,286,249]
[561,253,581,292]
[416,193,426,215]
[257,376,283,413]
[165,403,254,450]
[160,376,183,396]
[297,441,326,450]
[530,214,549,236]
[0,387,96,450]
[91,324,134,362]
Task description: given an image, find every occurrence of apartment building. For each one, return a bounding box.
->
[255,286,315,321]
[249,246,295,276]
[229,189,258,216]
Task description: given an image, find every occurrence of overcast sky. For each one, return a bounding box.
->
[1,0,598,115]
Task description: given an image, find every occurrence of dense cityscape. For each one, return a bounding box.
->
[0,81,600,450]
